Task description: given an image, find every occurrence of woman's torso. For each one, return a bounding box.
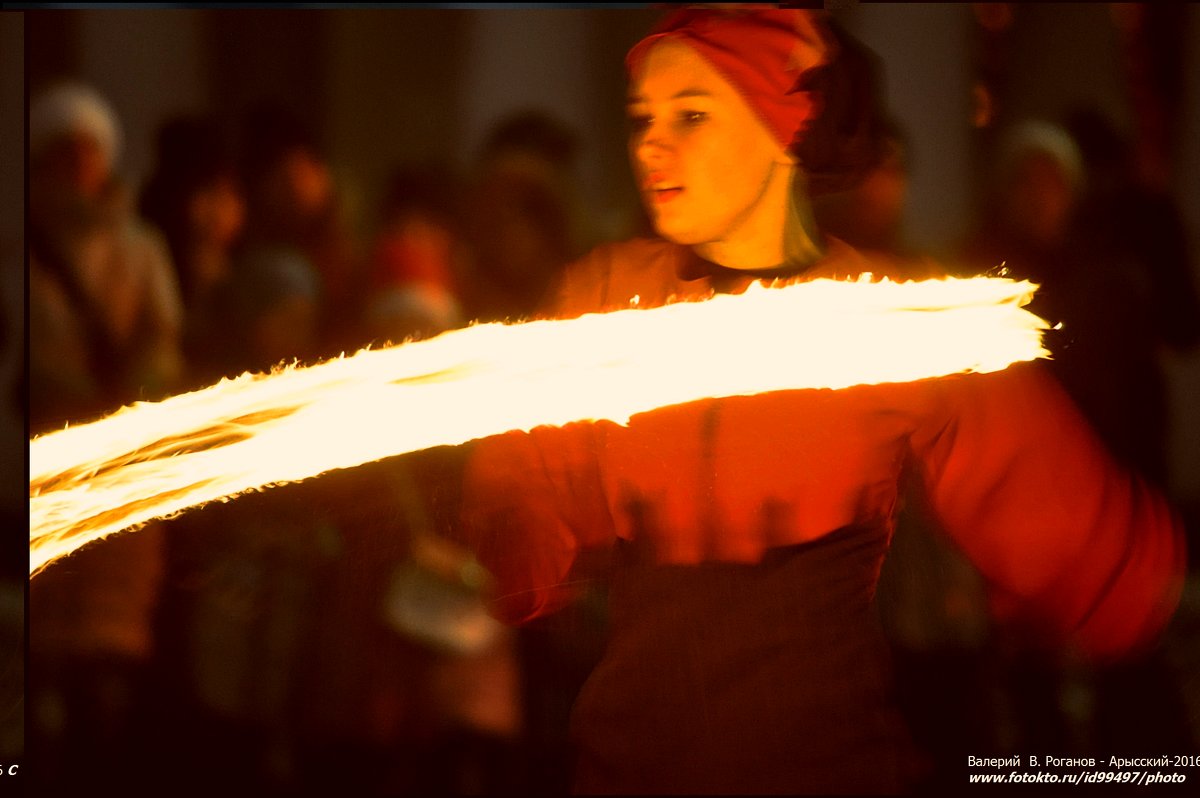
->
[547,237,942,793]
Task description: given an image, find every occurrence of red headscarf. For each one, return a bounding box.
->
[626,6,834,151]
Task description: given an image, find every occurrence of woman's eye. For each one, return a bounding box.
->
[679,110,708,126]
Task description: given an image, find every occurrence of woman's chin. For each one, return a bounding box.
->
[650,219,703,246]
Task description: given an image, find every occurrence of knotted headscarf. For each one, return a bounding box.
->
[625,7,835,151]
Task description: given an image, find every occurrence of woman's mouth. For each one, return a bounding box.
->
[646,175,683,203]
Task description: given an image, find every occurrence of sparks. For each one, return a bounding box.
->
[30,275,1049,576]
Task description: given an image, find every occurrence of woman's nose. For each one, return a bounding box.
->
[634,123,671,167]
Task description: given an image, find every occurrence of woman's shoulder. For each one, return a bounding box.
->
[812,237,951,282]
[571,236,681,274]
[550,237,690,317]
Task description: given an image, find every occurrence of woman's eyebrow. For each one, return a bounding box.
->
[626,88,714,106]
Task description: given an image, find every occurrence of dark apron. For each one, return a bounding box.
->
[570,524,917,795]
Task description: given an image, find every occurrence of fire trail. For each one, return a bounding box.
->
[30,275,1050,576]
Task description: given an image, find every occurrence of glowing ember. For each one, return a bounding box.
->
[30,276,1049,575]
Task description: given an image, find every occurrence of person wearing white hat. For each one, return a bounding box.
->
[28,81,184,427]
[27,81,184,795]
[28,82,122,199]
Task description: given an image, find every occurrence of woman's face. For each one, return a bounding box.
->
[627,40,792,257]
[189,175,246,249]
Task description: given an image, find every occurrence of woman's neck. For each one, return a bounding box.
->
[781,172,826,269]
[694,169,825,273]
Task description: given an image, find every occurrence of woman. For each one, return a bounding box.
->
[460,9,1184,794]
[27,81,182,795]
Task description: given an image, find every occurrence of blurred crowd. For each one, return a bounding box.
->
[26,82,605,796]
[24,21,1200,792]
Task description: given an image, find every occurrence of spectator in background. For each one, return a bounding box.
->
[140,115,247,387]
[286,163,524,797]
[1060,106,1200,490]
[962,113,1196,764]
[963,119,1085,321]
[230,104,361,372]
[1059,105,1200,762]
[805,18,913,258]
[319,162,530,796]
[138,113,261,791]
[961,117,1106,761]
[27,81,182,795]
[967,111,1199,492]
[139,104,362,793]
[810,115,909,256]
[460,110,585,323]
[28,82,185,429]
[461,111,614,794]
[363,163,467,344]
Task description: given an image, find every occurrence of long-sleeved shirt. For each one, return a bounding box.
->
[461,235,1186,793]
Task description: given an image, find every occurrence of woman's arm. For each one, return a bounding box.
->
[459,244,632,624]
[460,422,614,626]
[909,361,1186,660]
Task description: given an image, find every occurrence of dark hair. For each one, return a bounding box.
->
[1062,106,1131,173]
[792,19,896,196]
[480,110,579,170]
[142,116,235,208]
[379,162,463,232]
[140,115,238,296]
[238,102,324,189]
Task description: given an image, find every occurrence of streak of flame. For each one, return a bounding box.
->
[30,276,1049,575]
